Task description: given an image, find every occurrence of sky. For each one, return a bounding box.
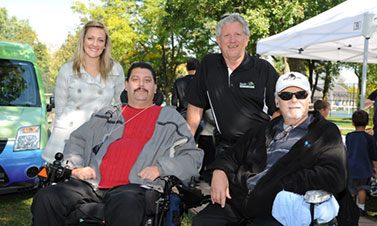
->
[0,0,359,84]
[0,0,101,50]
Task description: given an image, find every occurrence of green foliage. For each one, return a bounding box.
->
[342,63,377,108]
[315,61,340,100]
[0,62,27,103]
[49,34,78,86]
[2,0,358,102]
[67,0,316,104]
[0,8,53,93]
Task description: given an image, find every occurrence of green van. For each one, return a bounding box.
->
[0,41,51,193]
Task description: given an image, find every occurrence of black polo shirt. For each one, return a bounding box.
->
[187,53,278,140]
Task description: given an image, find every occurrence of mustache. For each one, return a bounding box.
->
[133,87,148,93]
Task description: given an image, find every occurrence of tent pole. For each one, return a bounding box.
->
[360,37,369,109]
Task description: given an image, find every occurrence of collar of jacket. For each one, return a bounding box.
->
[94,105,124,124]
[265,110,323,146]
[216,52,255,72]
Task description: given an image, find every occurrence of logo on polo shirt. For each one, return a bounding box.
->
[239,81,255,89]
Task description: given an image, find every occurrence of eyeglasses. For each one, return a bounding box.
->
[278,91,308,101]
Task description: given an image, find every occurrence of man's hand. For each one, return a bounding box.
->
[71,167,97,180]
[366,128,374,136]
[210,169,231,208]
[364,99,375,109]
[138,166,160,181]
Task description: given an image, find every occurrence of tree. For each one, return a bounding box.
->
[0,8,52,92]
[71,0,215,103]
[64,0,350,104]
[70,0,312,103]
[316,61,340,100]
[344,63,377,109]
[48,33,78,87]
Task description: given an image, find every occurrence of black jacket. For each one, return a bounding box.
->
[171,74,194,119]
[207,110,347,218]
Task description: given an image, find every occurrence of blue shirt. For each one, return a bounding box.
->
[346,131,377,179]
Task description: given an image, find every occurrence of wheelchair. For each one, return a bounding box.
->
[36,153,210,226]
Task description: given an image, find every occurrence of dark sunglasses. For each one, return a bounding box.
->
[278,91,308,101]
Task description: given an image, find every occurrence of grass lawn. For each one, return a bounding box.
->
[328,116,352,134]
[0,189,36,226]
[327,115,374,135]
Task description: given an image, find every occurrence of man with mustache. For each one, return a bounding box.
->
[193,72,347,225]
[187,13,279,156]
[31,62,203,226]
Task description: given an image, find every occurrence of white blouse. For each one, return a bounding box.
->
[42,61,125,163]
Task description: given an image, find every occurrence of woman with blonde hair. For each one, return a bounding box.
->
[43,21,125,163]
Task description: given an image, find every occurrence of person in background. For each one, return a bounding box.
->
[171,58,200,119]
[313,99,330,118]
[346,110,377,216]
[186,13,278,156]
[42,21,125,163]
[364,89,377,139]
[313,99,345,135]
[31,62,203,226]
[193,72,347,226]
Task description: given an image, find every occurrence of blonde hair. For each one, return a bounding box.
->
[72,21,114,80]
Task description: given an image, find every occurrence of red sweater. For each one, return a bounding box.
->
[98,105,162,188]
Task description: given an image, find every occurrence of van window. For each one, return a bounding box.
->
[0,59,41,107]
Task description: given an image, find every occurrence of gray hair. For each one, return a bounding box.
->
[215,13,250,37]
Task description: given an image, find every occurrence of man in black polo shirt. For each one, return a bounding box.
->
[187,13,278,155]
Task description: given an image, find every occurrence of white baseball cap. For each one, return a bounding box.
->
[275,72,310,94]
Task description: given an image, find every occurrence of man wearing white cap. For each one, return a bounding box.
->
[193,72,347,225]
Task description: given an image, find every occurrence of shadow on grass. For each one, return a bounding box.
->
[0,189,37,226]
[328,116,352,126]
[366,196,377,222]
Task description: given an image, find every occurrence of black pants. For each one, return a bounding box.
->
[198,135,216,175]
[31,179,148,226]
[192,203,282,226]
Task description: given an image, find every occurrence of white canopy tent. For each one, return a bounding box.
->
[256,0,377,108]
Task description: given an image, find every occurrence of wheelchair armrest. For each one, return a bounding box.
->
[304,190,331,204]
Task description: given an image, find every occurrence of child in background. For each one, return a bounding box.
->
[346,110,377,215]
[313,99,331,118]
